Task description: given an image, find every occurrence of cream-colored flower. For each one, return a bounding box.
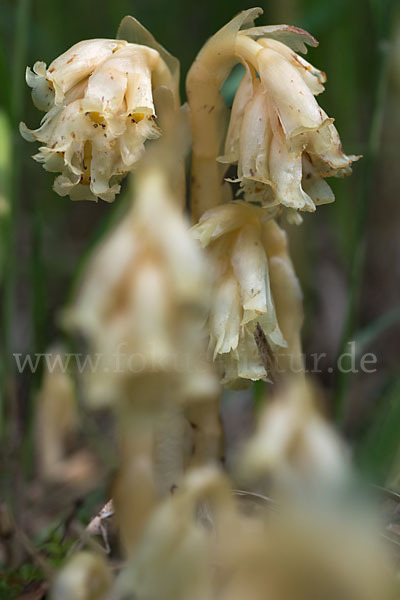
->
[192,202,303,388]
[218,32,360,221]
[21,36,178,202]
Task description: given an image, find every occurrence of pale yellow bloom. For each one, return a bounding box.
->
[218,32,360,221]
[21,37,178,202]
[192,201,303,387]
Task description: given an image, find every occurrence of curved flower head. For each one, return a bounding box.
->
[21,28,179,202]
[218,28,360,222]
[192,202,303,388]
[187,8,360,222]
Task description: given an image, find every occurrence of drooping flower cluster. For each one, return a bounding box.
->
[187,8,360,220]
[192,201,303,388]
[21,37,178,202]
[219,28,360,223]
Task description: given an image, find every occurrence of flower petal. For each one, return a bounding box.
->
[26,62,55,111]
[192,201,262,247]
[302,155,335,205]
[258,38,326,95]
[269,129,315,211]
[210,272,241,357]
[237,79,272,185]
[219,64,254,163]
[240,24,318,54]
[258,47,328,138]
[230,222,268,323]
[48,39,127,104]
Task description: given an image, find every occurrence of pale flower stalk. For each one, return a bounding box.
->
[65,160,219,550]
[192,201,303,387]
[21,20,179,203]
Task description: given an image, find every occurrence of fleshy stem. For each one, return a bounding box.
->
[186,45,233,223]
[186,8,262,223]
[334,1,396,425]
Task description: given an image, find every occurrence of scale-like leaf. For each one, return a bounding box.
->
[240,24,318,54]
[117,15,180,90]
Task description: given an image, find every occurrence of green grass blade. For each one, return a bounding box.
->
[355,376,400,485]
[354,307,400,354]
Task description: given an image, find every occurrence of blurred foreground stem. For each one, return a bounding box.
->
[334,0,396,425]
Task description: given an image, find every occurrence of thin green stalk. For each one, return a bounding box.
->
[334,1,395,425]
[355,375,400,484]
[353,307,400,354]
